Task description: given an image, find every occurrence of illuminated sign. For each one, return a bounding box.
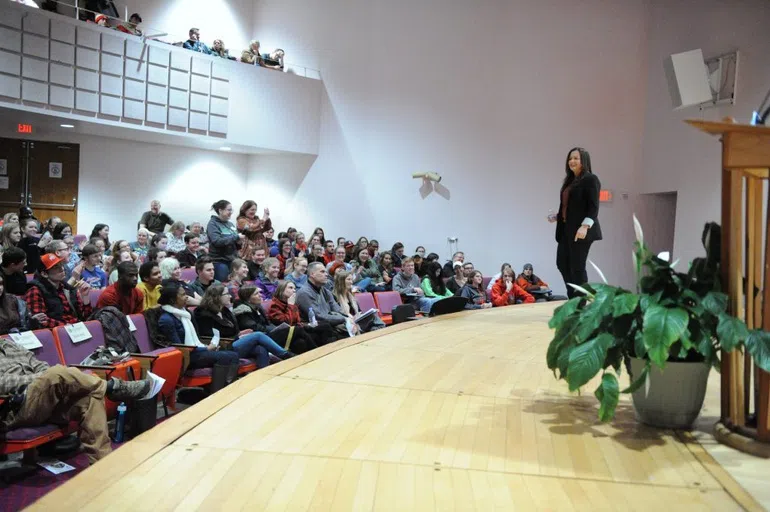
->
[17,124,33,134]
[599,189,613,202]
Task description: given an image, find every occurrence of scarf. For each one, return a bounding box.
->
[161,305,204,347]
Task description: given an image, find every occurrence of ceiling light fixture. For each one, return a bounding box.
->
[60,124,75,128]
[220,146,232,151]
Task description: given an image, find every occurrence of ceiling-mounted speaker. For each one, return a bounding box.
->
[664,49,713,109]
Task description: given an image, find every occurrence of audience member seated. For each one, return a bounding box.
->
[189,257,219,297]
[333,271,385,333]
[139,200,174,235]
[491,267,535,307]
[51,222,72,241]
[116,12,142,36]
[307,244,325,264]
[368,240,380,259]
[94,13,108,26]
[137,261,162,310]
[377,251,395,291]
[415,246,426,258]
[247,247,267,281]
[326,246,351,274]
[25,253,93,327]
[108,250,135,284]
[0,222,21,257]
[296,262,350,338]
[224,258,249,299]
[43,239,73,282]
[236,200,272,260]
[156,282,240,371]
[263,227,276,254]
[211,39,234,59]
[146,247,167,264]
[89,224,110,255]
[176,233,203,268]
[487,262,512,294]
[268,281,335,347]
[104,239,135,276]
[443,251,465,277]
[19,218,46,273]
[413,254,425,277]
[421,261,454,299]
[41,216,61,240]
[284,257,308,289]
[275,238,294,277]
[130,228,151,258]
[77,244,108,289]
[516,263,567,302]
[189,221,209,248]
[96,261,144,315]
[151,233,168,255]
[344,240,356,262]
[322,240,336,265]
[183,27,211,54]
[1,247,28,296]
[63,235,80,272]
[0,339,150,465]
[352,247,385,292]
[256,257,281,300]
[312,227,327,245]
[194,284,293,365]
[233,285,317,354]
[391,242,405,268]
[459,270,493,310]
[261,48,285,70]
[356,237,369,256]
[207,200,244,282]
[241,39,261,64]
[0,274,32,334]
[293,232,308,257]
[393,257,440,314]
[160,257,201,306]
[446,261,467,295]
[165,221,186,255]
[2,212,19,227]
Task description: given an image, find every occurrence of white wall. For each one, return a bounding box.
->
[251,0,650,292]
[640,0,770,267]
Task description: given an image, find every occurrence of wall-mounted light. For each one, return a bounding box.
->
[412,172,441,183]
[60,124,75,128]
[219,146,232,151]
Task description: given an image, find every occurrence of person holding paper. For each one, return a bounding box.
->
[25,254,93,328]
[0,337,150,465]
[332,271,385,333]
[194,284,294,366]
[97,262,145,315]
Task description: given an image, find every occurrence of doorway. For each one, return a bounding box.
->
[0,138,80,232]
[636,191,677,259]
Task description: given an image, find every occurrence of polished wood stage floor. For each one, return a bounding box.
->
[30,303,764,511]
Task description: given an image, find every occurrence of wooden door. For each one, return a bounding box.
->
[26,141,80,232]
[0,138,28,218]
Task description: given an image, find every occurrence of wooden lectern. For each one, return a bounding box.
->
[688,119,770,457]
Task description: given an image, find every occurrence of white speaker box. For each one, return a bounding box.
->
[664,49,713,109]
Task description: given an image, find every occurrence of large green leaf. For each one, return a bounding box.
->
[643,306,689,368]
[745,330,770,373]
[547,316,579,371]
[639,291,662,313]
[612,293,639,318]
[567,333,614,391]
[621,361,649,394]
[576,288,617,341]
[548,297,582,330]
[716,313,749,352]
[634,330,647,358]
[702,292,728,316]
[594,372,620,422]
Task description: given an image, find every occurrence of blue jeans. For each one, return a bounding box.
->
[214,262,230,282]
[232,335,271,368]
[189,347,239,369]
[237,331,289,357]
[412,296,440,314]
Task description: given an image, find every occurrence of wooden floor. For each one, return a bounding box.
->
[29,303,764,511]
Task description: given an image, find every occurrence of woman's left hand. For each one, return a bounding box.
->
[574,225,589,241]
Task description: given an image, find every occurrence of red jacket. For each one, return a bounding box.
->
[267,297,302,326]
[97,283,145,315]
[516,273,548,293]
[491,278,535,307]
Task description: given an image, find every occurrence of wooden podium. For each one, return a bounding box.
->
[688,119,770,457]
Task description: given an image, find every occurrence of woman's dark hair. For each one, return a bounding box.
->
[211,200,231,215]
[424,261,447,295]
[378,251,393,268]
[147,247,164,262]
[151,233,167,247]
[287,227,297,236]
[52,222,72,240]
[89,224,110,247]
[312,227,326,244]
[391,242,404,253]
[237,285,259,304]
[426,252,439,263]
[239,200,257,218]
[500,262,512,273]
[415,245,425,253]
[467,270,483,290]
[356,236,368,247]
[200,283,226,313]
[278,237,292,255]
[158,282,183,306]
[561,147,593,190]
[356,247,370,262]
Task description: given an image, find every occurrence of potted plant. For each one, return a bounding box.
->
[546,216,770,427]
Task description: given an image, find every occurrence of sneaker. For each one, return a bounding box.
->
[280,351,296,360]
[107,377,151,402]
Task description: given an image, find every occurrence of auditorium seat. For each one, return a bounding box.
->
[89,288,103,306]
[2,329,64,367]
[129,314,183,410]
[53,321,143,418]
[180,268,197,283]
[374,291,403,325]
[25,274,34,283]
[73,234,87,247]
[354,292,376,313]
[482,276,492,290]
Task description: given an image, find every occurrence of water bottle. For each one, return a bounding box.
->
[114,402,127,443]
[308,307,317,327]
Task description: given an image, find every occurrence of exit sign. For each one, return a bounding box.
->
[599,189,613,202]
[17,124,32,134]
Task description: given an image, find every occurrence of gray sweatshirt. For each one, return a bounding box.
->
[295,282,347,325]
[392,272,421,295]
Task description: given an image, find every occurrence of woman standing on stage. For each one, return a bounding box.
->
[549,147,602,298]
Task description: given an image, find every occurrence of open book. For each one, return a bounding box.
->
[355,308,378,322]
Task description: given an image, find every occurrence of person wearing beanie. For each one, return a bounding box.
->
[516,263,567,302]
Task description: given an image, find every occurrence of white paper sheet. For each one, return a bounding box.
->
[64,322,92,343]
[38,458,76,475]
[210,328,220,349]
[9,331,43,350]
[126,316,137,332]
[141,371,166,400]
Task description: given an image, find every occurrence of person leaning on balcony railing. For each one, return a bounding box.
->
[183,28,211,54]
[241,40,262,65]
[261,49,285,71]
[116,13,142,36]
[211,39,235,60]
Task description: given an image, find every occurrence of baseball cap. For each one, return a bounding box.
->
[453,261,463,268]
[40,253,65,271]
